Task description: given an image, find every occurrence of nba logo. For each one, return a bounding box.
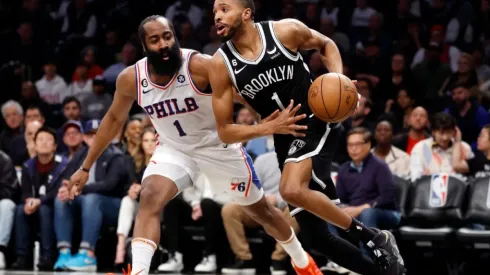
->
[429,174,449,207]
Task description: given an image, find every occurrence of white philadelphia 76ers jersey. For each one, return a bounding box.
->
[135,48,221,150]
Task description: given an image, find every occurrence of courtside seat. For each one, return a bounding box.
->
[398,174,468,275]
[456,176,490,246]
[399,226,455,242]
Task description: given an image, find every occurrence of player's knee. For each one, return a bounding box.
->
[279,181,304,205]
[139,182,169,214]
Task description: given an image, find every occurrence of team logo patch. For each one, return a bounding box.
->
[177,75,185,83]
[288,139,306,155]
[429,173,449,208]
[230,178,247,192]
[141,79,148,87]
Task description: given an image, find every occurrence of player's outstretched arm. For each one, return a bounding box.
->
[68,67,136,195]
[209,54,272,144]
[274,19,343,73]
[209,55,307,144]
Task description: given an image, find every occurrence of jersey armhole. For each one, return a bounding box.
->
[186,51,211,96]
[217,48,240,92]
[268,21,300,62]
[134,63,141,105]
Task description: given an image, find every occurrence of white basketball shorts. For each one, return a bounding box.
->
[142,143,264,206]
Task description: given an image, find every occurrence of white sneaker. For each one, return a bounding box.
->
[194,254,217,273]
[0,251,5,269]
[157,252,184,272]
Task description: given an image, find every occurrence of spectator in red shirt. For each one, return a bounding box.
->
[393,106,430,155]
[72,46,104,81]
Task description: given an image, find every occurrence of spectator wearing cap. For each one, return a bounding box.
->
[0,100,27,167]
[61,121,85,160]
[67,62,93,102]
[12,127,69,270]
[54,119,129,271]
[81,76,112,121]
[0,150,20,269]
[35,61,68,105]
[411,25,462,72]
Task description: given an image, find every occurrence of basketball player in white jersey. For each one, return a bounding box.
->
[67,15,323,275]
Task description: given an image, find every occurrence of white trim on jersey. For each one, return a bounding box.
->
[268,21,300,62]
[217,48,240,91]
[226,23,267,65]
[134,64,141,105]
[312,170,327,189]
[185,50,210,96]
[284,124,331,163]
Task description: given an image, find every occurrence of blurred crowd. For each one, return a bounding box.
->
[1,0,490,273]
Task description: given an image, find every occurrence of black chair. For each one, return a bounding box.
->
[455,177,490,273]
[399,174,468,275]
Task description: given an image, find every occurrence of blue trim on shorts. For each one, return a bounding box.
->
[241,148,262,189]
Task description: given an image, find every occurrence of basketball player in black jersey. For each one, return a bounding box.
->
[209,0,405,274]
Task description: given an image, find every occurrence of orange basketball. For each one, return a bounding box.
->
[308,73,358,123]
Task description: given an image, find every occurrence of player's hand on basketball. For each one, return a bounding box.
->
[191,204,202,221]
[67,168,90,199]
[269,100,308,137]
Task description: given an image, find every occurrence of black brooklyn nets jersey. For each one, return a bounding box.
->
[218,21,313,118]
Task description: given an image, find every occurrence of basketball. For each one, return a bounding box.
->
[308,73,359,123]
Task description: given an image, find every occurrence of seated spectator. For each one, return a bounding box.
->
[410,112,473,182]
[67,62,93,102]
[25,105,46,126]
[81,76,112,121]
[12,127,69,270]
[158,175,231,273]
[234,106,268,159]
[444,1,475,52]
[203,25,222,56]
[221,151,297,275]
[19,82,51,121]
[72,46,104,82]
[103,43,138,87]
[472,46,490,83]
[411,25,461,72]
[62,96,82,122]
[412,42,452,110]
[453,125,490,178]
[25,120,43,158]
[445,85,490,149]
[179,21,202,52]
[61,121,84,160]
[350,97,375,131]
[439,53,480,97]
[0,150,20,269]
[385,88,416,132]
[377,54,415,103]
[122,118,143,157]
[319,18,350,54]
[54,120,128,271]
[320,0,340,27]
[309,52,327,80]
[336,127,400,232]
[115,128,156,264]
[60,0,97,41]
[351,0,377,29]
[165,0,203,29]
[57,97,83,154]
[372,119,411,179]
[35,61,67,105]
[0,100,27,167]
[393,106,430,154]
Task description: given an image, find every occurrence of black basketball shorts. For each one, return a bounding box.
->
[274,116,342,216]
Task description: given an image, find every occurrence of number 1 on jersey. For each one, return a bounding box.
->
[271,92,286,110]
[173,120,187,137]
